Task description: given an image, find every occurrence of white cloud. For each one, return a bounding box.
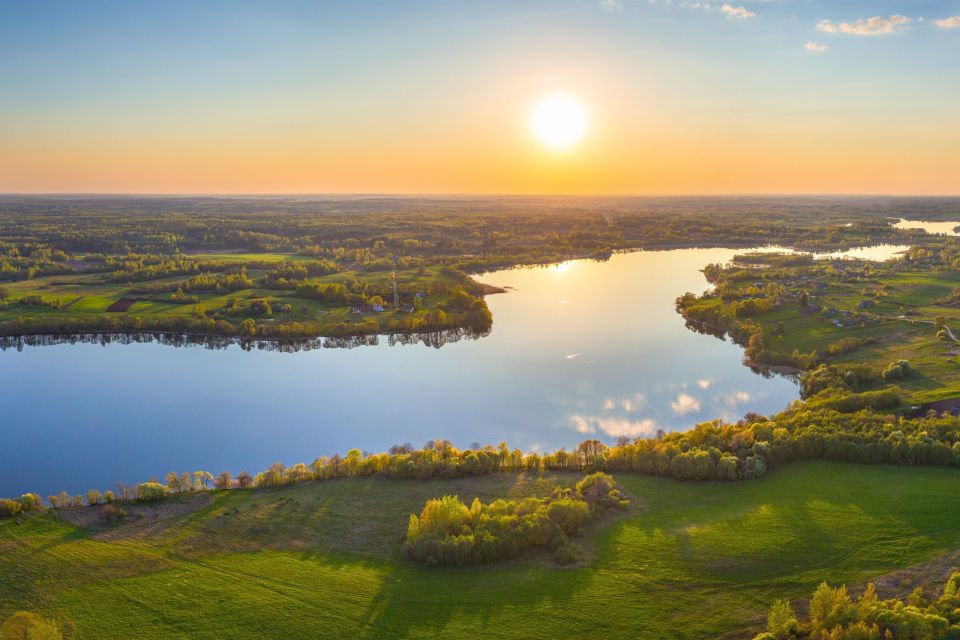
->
[721,4,756,20]
[934,16,960,29]
[599,0,623,9]
[697,379,712,389]
[725,391,752,407]
[671,392,702,415]
[569,415,659,438]
[603,398,616,411]
[817,15,911,36]
[804,41,829,52]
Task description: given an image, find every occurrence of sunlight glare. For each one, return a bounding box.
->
[530,93,588,152]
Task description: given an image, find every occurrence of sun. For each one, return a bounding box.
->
[529,92,588,151]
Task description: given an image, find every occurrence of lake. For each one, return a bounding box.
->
[894,218,960,237]
[0,245,905,498]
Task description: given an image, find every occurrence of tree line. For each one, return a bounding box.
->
[7,380,960,519]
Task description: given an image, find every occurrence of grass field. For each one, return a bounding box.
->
[0,260,488,339]
[4,462,960,639]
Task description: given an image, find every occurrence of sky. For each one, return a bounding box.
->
[1,0,958,195]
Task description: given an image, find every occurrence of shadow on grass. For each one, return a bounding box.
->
[356,560,594,639]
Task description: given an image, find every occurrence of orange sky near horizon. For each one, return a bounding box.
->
[2,1,959,195]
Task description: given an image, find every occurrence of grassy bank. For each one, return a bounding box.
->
[4,462,960,639]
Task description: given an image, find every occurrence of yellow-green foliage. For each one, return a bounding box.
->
[405,472,627,565]
[754,573,960,639]
[0,611,70,640]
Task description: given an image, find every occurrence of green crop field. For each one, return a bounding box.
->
[4,462,960,639]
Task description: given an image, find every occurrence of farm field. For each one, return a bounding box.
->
[0,258,494,341]
[4,462,960,639]
[680,249,960,404]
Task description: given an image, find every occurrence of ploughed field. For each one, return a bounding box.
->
[4,462,960,639]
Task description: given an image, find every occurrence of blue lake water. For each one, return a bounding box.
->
[0,246,904,498]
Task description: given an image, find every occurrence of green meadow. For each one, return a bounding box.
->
[0,259,489,339]
[4,462,960,639]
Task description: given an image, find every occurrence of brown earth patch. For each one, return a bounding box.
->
[106,298,137,312]
[55,492,214,541]
[866,547,960,601]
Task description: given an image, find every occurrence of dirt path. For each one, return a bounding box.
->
[865,311,960,344]
[61,295,85,309]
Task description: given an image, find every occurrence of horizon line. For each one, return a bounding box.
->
[2,192,960,199]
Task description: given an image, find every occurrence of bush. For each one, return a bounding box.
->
[0,498,22,518]
[552,541,584,565]
[99,503,124,524]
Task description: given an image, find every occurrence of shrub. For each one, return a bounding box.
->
[0,498,22,518]
[552,541,584,565]
[99,503,123,524]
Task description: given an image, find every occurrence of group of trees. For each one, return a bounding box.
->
[405,472,628,566]
[132,270,253,295]
[882,360,913,381]
[754,574,960,639]
[0,492,43,517]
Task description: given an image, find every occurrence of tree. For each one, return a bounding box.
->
[215,471,232,490]
[86,490,103,506]
[18,493,43,512]
[194,471,214,491]
[0,611,65,640]
[766,599,797,639]
[165,471,183,494]
[799,291,808,307]
[809,582,852,636]
[236,470,253,488]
